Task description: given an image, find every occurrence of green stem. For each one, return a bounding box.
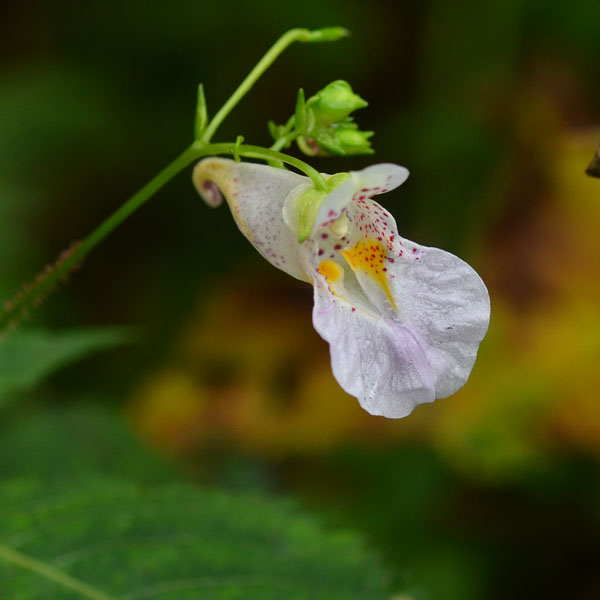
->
[199,142,326,190]
[242,145,325,187]
[0,141,325,333]
[81,147,198,255]
[0,27,348,333]
[201,28,318,143]
[270,131,300,152]
[0,543,117,600]
[0,146,199,332]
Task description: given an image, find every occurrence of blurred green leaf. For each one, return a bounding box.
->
[0,479,392,599]
[0,67,117,170]
[0,404,174,483]
[0,328,135,404]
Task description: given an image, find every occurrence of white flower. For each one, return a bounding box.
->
[193,158,490,418]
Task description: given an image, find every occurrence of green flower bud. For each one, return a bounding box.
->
[307,80,368,126]
[299,124,374,156]
[328,127,374,155]
[296,135,322,156]
[304,27,350,43]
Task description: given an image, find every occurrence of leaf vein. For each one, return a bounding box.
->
[0,542,118,600]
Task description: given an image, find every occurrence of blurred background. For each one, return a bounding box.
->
[1,0,600,598]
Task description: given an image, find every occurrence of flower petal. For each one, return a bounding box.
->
[332,190,490,401]
[312,277,435,418]
[314,190,489,414]
[387,241,490,399]
[328,192,405,316]
[193,158,309,281]
[194,158,489,418]
[315,163,409,230]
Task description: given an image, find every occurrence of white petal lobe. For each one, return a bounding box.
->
[315,163,409,230]
[312,280,436,418]
[389,242,490,398]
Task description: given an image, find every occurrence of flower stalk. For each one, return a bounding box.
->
[0,140,330,332]
[200,27,348,143]
[0,26,348,332]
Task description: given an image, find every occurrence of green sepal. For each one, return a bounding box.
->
[296,172,350,242]
[268,120,284,141]
[297,189,326,243]
[314,125,374,155]
[298,122,373,156]
[194,83,208,140]
[295,88,307,133]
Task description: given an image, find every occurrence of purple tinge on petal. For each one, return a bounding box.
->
[313,277,438,418]
[355,319,436,418]
[334,315,437,418]
[200,180,223,208]
[385,319,435,389]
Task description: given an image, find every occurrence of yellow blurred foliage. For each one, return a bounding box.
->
[431,128,600,480]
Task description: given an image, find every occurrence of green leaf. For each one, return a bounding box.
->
[0,479,392,599]
[0,328,135,403]
[0,404,176,483]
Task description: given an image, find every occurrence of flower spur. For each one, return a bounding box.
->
[193,158,490,418]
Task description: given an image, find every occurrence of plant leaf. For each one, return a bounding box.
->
[0,479,392,599]
[0,404,175,483]
[0,328,135,403]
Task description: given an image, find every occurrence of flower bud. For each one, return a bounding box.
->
[329,127,374,155]
[307,80,368,126]
[301,125,373,156]
[305,27,350,42]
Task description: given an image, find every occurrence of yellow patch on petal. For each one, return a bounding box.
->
[340,239,396,310]
[317,260,347,303]
[318,260,343,283]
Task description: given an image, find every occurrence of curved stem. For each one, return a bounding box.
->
[0,140,326,333]
[199,142,326,190]
[0,27,349,333]
[201,28,312,144]
[239,145,327,190]
[270,131,300,152]
[0,146,199,332]
[81,147,198,254]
